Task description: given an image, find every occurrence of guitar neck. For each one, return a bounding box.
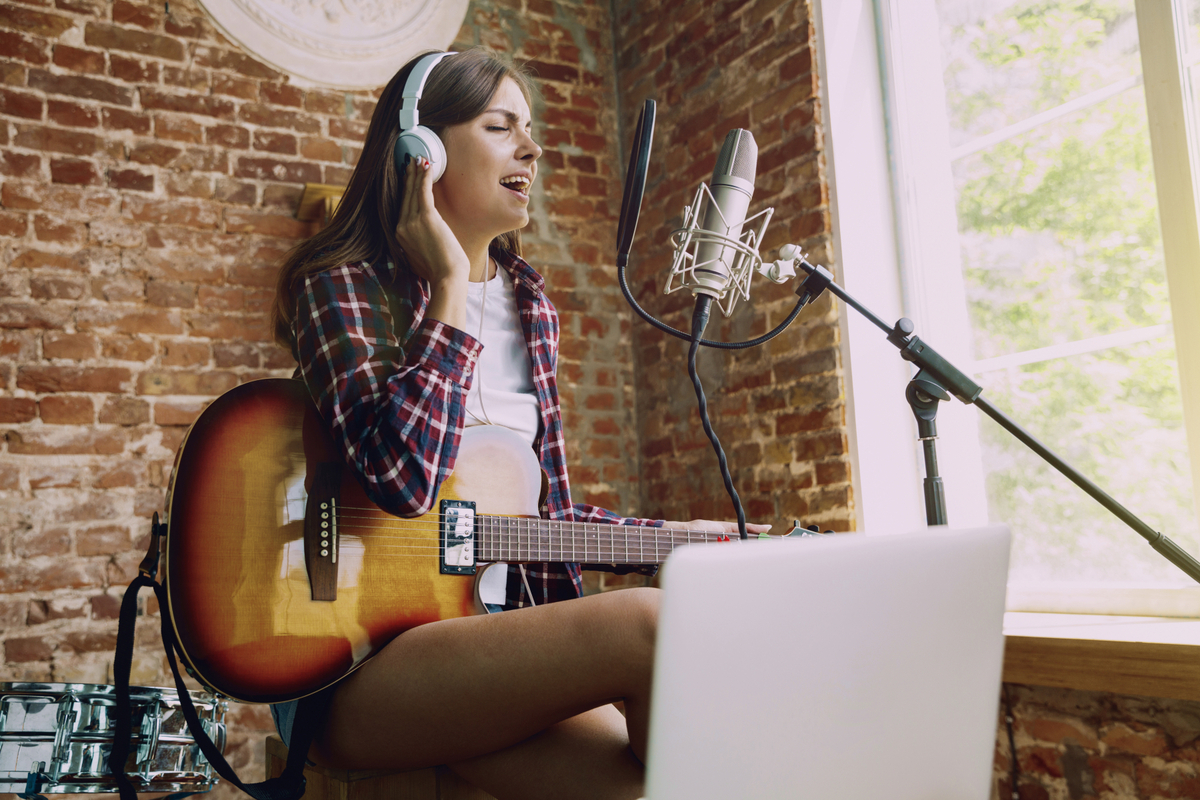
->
[474,517,733,565]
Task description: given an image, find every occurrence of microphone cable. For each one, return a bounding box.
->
[688,295,748,538]
[617,254,810,350]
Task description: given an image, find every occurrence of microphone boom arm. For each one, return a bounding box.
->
[787,256,1200,585]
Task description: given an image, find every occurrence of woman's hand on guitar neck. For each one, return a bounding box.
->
[660,519,773,535]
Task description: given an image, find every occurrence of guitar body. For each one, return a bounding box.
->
[164,379,542,704]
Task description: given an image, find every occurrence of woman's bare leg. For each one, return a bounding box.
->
[310,587,658,797]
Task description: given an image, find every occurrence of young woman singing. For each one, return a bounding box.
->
[269,48,768,799]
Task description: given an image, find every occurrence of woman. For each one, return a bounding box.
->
[269,48,766,799]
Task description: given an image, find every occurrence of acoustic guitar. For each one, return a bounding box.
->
[164,378,775,704]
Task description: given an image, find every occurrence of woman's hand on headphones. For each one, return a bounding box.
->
[395,155,470,288]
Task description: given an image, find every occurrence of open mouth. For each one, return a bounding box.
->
[500,175,531,196]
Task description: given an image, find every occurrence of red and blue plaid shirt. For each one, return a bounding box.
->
[292,248,661,607]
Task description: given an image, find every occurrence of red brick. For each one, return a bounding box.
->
[206,123,250,149]
[108,53,157,83]
[84,22,185,61]
[139,88,234,119]
[109,168,153,191]
[124,196,219,228]
[5,427,125,455]
[213,341,258,369]
[198,285,244,312]
[0,209,27,237]
[260,81,303,107]
[187,313,269,341]
[112,0,157,29]
[161,339,210,366]
[155,113,203,143]
[39,394,93,423]
[0,30,51,65]
[30,272,87,299]
[193,46,281,80]
[89,593,121,619]
[211,73,256,100]
[0,86,43,118]
[33,213,85,244]
[127,140,180,165]
[77,523,131,556]
[5,636,53,662]
[17,365,129,393]
[304,90,344,115]
[77,305,183,336]
[98,395,149,425]
[0,302,69,332]
[224,209,309,238]
[162,64,208,92]
[165,12,205,39]
[29,68,134,106]
[14,123,101,155]
[154,399,204,425]
[101,336,154,361]
[526,59,579,83]
[3,5,76,37]
[63,631,118,653]
[253,130,297,155]
[43,331,98,359]
[1,150,42,177]
[145,279,196,308]
[50,157,100,185]
[0,397,38,423]
[53,43,104,73]
[328,118,367,141]
[102,105,151,134]
[137,370,238,396]
[215,178,255,204]
[236,148,318,181]
[238,103,320,133]
[165,172,212,199]
[47,98,100,128]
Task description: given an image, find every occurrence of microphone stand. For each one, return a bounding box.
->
[791,259,1200,585]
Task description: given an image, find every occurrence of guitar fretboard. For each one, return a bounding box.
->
[474,517,734,564]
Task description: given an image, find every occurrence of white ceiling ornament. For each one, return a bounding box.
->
[197,0,469,88]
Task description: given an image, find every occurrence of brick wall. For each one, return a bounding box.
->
[999,685,1200,799]
[0,0,638,789]
[613,0,852,534]
[4,0,1197,798]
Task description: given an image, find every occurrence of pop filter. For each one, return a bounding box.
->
[616,99,656,267]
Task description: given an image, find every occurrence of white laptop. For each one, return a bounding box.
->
[644,525,1010,800]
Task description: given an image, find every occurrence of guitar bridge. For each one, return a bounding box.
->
[304,462,341,601]
[440,499,476,575]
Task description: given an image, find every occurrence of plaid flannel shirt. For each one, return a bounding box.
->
[293,248,661,608]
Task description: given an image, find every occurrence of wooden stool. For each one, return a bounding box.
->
[264,735,495,800]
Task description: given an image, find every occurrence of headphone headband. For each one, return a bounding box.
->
[399,52,455,131]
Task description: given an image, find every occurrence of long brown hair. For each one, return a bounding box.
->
[270,48,538,349]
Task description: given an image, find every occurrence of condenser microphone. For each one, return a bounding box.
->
[689,129,758,299]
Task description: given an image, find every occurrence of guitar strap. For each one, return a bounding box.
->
[108,514,330,800]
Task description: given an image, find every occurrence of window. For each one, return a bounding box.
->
[817,0,1200,614]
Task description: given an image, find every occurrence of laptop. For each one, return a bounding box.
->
[644,526,1010,799]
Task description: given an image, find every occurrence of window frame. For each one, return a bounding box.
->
[814,0,1200,613]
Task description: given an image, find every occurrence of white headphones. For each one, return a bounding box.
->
[393,51,456,182]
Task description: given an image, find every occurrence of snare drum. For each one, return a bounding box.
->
[0,682,226,795]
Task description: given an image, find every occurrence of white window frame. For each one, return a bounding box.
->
[814,0,1200,614]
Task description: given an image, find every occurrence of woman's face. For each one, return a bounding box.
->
[432,77,542,244]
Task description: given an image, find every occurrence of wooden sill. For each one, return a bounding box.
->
[1003,612,1200,701]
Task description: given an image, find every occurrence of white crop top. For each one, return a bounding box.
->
[462,265,541,450]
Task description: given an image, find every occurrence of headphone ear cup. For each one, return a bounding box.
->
[394,126,447,182]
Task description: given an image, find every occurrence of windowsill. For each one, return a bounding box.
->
[1003,612,1200,701]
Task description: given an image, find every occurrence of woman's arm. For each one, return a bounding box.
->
[294,263,481,518]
